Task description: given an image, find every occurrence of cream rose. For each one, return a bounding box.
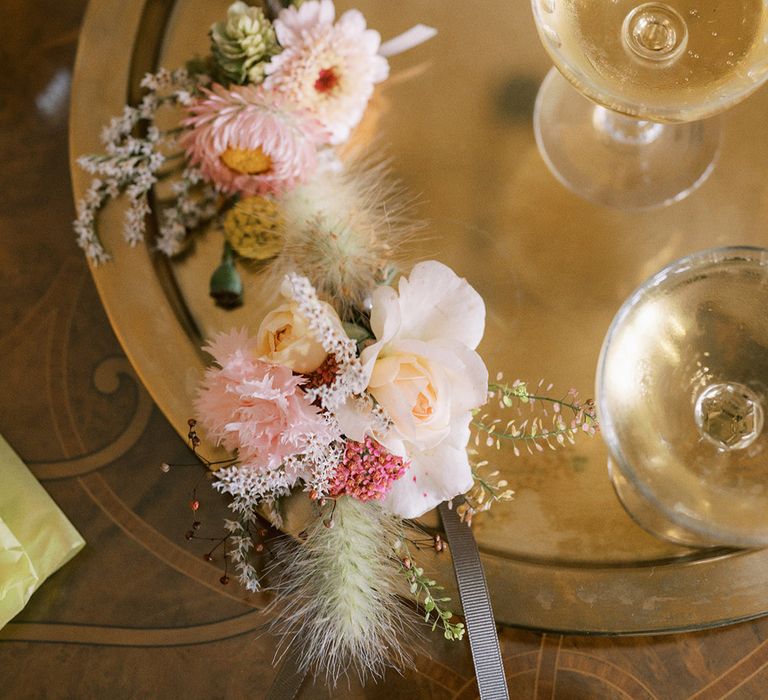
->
[337,261,488,518]
[368,351,452,448]
[255,301,343,373]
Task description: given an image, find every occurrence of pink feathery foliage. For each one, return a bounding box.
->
[195,329,337,471]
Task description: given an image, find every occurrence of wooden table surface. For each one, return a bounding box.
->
[2,1,768,698]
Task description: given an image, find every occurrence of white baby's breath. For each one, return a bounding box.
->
[74,67,210,262]
[283,272,368,411]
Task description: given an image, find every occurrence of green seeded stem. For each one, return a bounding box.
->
[472,382,598,443]
[396,544,465,641]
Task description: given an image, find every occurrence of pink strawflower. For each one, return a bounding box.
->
[329,436,408,501]
[181,83,325,196]
[264,0,389,145]
[195,329,336,471]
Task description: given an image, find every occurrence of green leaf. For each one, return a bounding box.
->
[342,321,373,343]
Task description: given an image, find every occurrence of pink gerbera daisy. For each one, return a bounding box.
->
[181,83,325,196]
[264,0,389,145]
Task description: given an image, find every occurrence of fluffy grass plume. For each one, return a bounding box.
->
[269,158,421,319]
[268,496,416,686]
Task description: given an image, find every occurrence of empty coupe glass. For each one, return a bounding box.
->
[598,247,768,546]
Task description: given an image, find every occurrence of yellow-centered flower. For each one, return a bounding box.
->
[220,146,272,174]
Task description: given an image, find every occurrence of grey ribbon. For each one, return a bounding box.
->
[439,500,510,700]
[265,650,307,700]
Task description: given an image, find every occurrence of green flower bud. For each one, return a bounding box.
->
[210,242,244,308]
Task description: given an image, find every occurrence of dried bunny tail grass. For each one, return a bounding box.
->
[267,496,417,686]
[269,156,423,319]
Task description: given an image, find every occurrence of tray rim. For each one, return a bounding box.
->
[69,0,768,635]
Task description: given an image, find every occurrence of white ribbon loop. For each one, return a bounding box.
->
[379,24,438,58]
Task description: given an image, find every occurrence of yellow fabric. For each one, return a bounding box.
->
[0,434,85,628]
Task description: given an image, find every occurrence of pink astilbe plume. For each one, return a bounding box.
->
[181,84,326,196]
[329,436,408,502]
[195,329,337,471]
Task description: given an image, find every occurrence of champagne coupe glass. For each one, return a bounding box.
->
[531,1,768,208]
[597,247,768,547]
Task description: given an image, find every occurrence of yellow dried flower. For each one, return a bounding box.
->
[223,196,284,260]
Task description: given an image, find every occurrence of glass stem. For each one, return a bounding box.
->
[592,106,664,146]
[694,382,765,452]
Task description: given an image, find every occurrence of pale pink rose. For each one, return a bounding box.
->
[264,0,389,145]
[254,300,344,373]
[195,329,336,471]
[181,83,326,196]
[336,261,488,518]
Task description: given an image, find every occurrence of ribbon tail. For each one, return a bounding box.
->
[379,24,438,58]
[265,646,308,700]
[439,499,509,700]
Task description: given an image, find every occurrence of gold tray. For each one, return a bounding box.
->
[70,0,768,634]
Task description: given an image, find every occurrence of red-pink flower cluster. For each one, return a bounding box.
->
[329,435,409,501]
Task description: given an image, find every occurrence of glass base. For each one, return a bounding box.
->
[608,459,728,548]
[534,68,721,210]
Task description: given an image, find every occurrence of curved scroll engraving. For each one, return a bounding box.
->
[29,357,153,481]
[0,611,262,646]
[78,472,269,609]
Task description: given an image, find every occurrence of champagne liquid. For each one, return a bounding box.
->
[534,0,768,121]
[598,250,768,544]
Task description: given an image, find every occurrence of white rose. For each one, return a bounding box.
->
[337,261,488,518]
[255,301,342,373]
